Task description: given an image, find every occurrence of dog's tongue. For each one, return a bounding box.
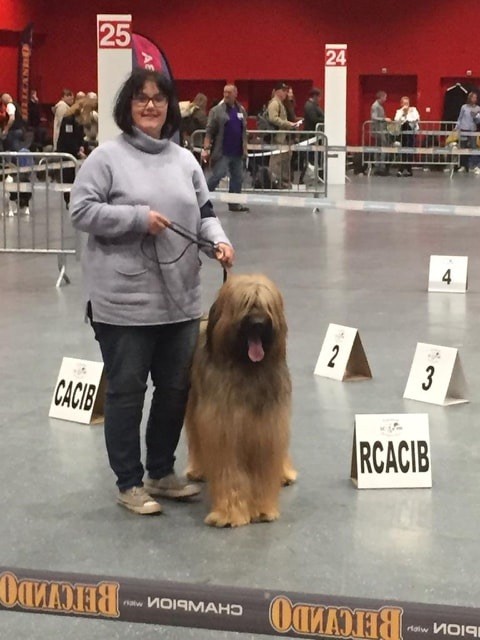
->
[248,337,264,362]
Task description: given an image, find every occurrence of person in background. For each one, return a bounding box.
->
[52,88,74,150]
[81,95,99,154]
[28,88,48,151]
[181,93,208,150]
[303,87,324,132]
[1,92,32,214]
[455,91,480,174]
[370,90,391,176]
[1,92,26,152]
[202,84,249,212]
[393,96,420,177]
[75,91,86,102]
[301,87,324,178]
[284,87,297,123]
[70,68,234,515]
[56,100,87,208]
[267,81,302,188]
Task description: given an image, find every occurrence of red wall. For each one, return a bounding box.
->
[0,0,34,91]
[3,0,480,141]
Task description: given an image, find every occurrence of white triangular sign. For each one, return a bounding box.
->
[314,323,372,381]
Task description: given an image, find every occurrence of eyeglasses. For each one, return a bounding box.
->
[133,93,168,107]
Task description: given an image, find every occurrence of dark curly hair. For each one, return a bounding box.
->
[113,68,181,138]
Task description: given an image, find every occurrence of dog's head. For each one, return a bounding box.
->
[206,274,287,365]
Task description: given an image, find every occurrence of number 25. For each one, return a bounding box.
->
[99,22,131,47]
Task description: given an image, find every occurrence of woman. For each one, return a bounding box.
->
[284,86,297,123]
[455,92,480,174]
[393,96,420,177]
[56,100,87,207]
[70,69,234,515]
[181,92,208,150]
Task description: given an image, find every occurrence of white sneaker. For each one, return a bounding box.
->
[474,167,480,175]
[458,166,466,173]
[21,206,30,215]
[117,486,162,515]
[7,202,17,217]
[145,473,201,499]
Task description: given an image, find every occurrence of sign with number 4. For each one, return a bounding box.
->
[428,255,468,293]
[403,342,468,406]
[314,323,372,381]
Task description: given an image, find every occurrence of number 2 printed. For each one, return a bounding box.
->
[327,345,340,368]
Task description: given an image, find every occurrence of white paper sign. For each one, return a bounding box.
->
[403,343,468,406]
[351,413,432,489]
[314,323,372,381]
[428,255,468,293]
[49,358,105,424]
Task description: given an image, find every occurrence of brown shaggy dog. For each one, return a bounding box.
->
[185,273,297,527]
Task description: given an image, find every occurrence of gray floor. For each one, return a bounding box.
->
[2,172,480,638]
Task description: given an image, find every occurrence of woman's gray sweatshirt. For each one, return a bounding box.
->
[70,128,231,325]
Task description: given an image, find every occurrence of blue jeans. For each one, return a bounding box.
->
[207,155,244,193]
[460,133,480,170]
[92,319,200,491]
[5,128,25,152]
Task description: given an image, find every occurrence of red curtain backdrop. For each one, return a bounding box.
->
[2,0,480,142]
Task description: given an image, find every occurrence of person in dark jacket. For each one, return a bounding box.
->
[303,88,324,133]
[56,101,86,207]
[201,85,249,212]
[284,87,297,123]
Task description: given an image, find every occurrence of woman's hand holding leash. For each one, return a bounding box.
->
[148,210,171,235]
[215,243,234,268]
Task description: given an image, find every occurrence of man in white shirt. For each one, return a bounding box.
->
[1,93,26,151]
[52,89,74,150]
[393,96,420,176]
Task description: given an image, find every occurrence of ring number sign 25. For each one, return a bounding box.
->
[98,21,132,48]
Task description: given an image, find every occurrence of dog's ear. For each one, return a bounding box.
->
[206,300,221,352]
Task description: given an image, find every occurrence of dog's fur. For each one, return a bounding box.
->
[185,273,297,527]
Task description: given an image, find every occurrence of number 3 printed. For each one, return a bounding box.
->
[422,365,435,391]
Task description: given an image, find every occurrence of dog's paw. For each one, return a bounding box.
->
[204,511,250,528]
[185,468,206,482]
[282,467,298,486]
[254,508,280,523]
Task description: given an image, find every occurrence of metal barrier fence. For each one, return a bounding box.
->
[190,128,329,197]
[0,151,79,287]
[360,120,474,176]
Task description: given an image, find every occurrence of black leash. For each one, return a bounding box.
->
[140,221,229,284]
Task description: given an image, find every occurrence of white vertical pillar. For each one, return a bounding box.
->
[97,14,132,144]
[324,44,347,185]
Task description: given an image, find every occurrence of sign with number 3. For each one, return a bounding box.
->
[403,342,468,405]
